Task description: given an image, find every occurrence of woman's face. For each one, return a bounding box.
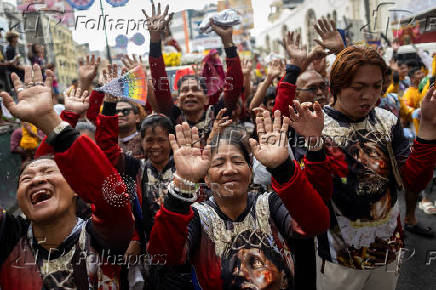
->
[205,142,252,199]
[335,64,383,120]
[142,126,171,167]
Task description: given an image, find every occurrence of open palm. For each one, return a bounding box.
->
[64,87,89,115]
[249,110,290,169]
[1,65,53,123]
[170,122,211,182]
[313,18,344,54]
[78,54,100,86]
[142,3,173,32]
[289,100,324,139]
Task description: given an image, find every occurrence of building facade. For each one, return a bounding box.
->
[256,0,403,55]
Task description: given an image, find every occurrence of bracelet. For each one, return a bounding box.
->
[173,172,197,187]
[168,181,198,203]
[173,180,200,194]
[306,137,324,151]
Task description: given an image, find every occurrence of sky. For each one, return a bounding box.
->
[71,0,272,54]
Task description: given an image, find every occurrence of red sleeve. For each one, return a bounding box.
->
[149,55,174,116]
[87,90,105,123]
[55,135,134,250]
[273,78,296,118]
[401,140,436,193]
[303,156,333,203]
[35,110,80,158]
[222,56,243,111]
[272,161,330,236]
[94,114,121,167]
[147,206,194,265]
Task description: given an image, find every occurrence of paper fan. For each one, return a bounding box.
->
[96,65,147,105]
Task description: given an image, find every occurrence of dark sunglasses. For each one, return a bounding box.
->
[116,108,133,116]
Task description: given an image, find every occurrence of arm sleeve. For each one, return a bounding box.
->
[35,110,80,158]
[54,132,134,253]
[392,119,436,193]
[95,112,122,167]
[272,65,300,117]
[269,159,330,237]
[221,47,244,113]
[86,90,105,123]
[147,202,196,265]
[149,41,174,116]
[303,149,333,203]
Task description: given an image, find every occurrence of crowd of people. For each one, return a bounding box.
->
[0,3,436,290]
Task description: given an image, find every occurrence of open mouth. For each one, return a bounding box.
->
[30,189,53,206]
[359,104,371,111]
[150,151,162,157]
[184,100,198,106]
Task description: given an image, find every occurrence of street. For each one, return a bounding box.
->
[397,188,436,290]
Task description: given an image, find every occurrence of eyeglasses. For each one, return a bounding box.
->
[296,82,329,94]
[115,108,133,116]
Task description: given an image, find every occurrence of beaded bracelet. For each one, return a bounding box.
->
[173,172,197,187]
[168,181,198,203]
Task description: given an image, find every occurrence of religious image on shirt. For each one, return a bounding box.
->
[220,229,291,290]
[324,127,403,269]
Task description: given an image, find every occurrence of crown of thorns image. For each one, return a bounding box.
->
[102,173,137,207]
[221,229,291,289]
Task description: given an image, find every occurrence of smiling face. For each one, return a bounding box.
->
[116,101,139,131]
[334,64,383,120]
[17,159,76,224]
[142,126,171,168]
[178,78,208,114]
[205,143,251,199]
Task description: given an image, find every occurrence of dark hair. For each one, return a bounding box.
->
[209,125,251,166]
[263,86,277,106]
[117,99,139,114]
[72,79,78,84]
[330,46,388,105]
[76,121,96,134]
[140,114,174,138]
[221,229,291,289]
[408,66,421,78]
[177,75,207,95]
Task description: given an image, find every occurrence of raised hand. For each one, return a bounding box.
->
[207,108,233,144]
[99,64,119,102]
[289,100,324,141]
[78,54,100,91]
[249,110,290,168]
[121,54,146,72]
[242,58,253,76]
[142,3,173,41]
[267,59,284,80]
[283,30,309,70]
[418,86,436,140]
[1,65,61,135]
[313,18,345,55]
[209,19,233,46]
[170,122,212,182]
[64,87,89,115]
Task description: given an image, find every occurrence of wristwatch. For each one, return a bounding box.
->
[46,121,71,145]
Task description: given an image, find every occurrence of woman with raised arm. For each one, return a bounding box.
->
[147,107,331,289]
[0,65,134,289]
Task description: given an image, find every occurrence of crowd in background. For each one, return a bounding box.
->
[0,2,436,290]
